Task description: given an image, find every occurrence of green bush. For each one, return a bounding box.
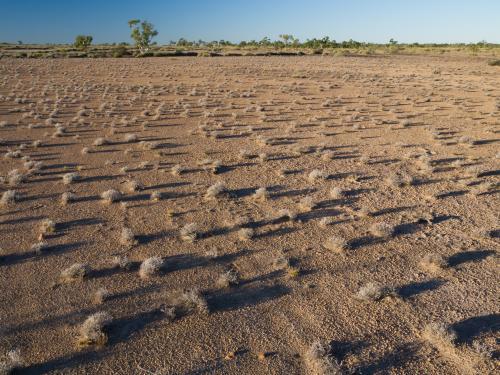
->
[74,35,93,49]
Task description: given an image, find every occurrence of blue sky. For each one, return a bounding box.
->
[1,0,499,44]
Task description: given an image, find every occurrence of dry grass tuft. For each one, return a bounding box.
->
[237,227,254,241]
[369,222,394,238]
[0,349,23,374]
[1,190,18,205]
[356,282,396,301]
[93,288,111,304]
[275,209,297,222]
[272,252,290,271]
[62,172,79,185]
[31,241,49,254]
[323,236,348,254]
[138,256,164,279]
[329,187,344,199]
[120,227,138,247]
[171,288,209,315]
[125,180,142,193]
[419,253,447,273]
[100,189,121,204]
[60,263,90,283]
[61,192,76,205]
[77,312,113,348]
[205,182,226,200]
[299,196,316,212]
[308,169,328,183]
[216,269,239,288]
[304,340,341,375]
[111,255,132,270]
[422,322,457,348]
[252,187,269,202]
[39,219,56,236]
[180,223,198,242]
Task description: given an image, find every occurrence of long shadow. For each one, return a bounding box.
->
[0,215,44,225]
[371,206,415,217]
[447,250,495,267]
[349,236,385,249]
[477,169,500,177]
[0,242,85,266]
[121,193,150,202]
[165,253,209,272]
[143,182,190,190]
[298,209,342,221]
[239,270,282,286]
[200,226,231,239]
[43,163,78,170]
[431,215,461,224]
[411,178,443,186]
[90,149,120,154]
[394,221,424,236]
[356,342,422,374]
[75,195,100,203]
[136,230,173,245]
[81,175,118,183]
[109,309,165,346]
[20,193,59,202]
[397,279,446,299]
[89,266,129,279]
[166,192,197,200]
[255,227,297,238]
[272,188,315,198]
[59,218,104,231]
[451,314,500,344]
[26,176,60,183]
[209,284,290,312]
[2,284,162,337]
[20,350,106,374]
[436,190,467,199]
[488,229,500,239]
[228,187,257,198]
[209,249,251,264]
[473,139,499,146]
[329,339,369,363]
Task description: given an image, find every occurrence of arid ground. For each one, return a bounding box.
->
[0,55,498,374]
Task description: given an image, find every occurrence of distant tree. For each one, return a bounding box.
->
[176,38,189,47]
[17,40,23,45]
[259,37,271,46]
[279,34,294,45]
[128,19,158,52]
[389,38,398,45]
[74,35,93,49]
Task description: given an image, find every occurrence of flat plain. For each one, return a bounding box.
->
[0,54,498,374]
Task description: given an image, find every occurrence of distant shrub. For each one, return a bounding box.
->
[136,51,154,58]
[74,35,93,50]
[112,45,129,58]
[488,59,500,66]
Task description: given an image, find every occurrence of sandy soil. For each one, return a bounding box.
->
[0,55,498,374]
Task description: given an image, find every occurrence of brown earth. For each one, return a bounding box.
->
[0,55,498,374]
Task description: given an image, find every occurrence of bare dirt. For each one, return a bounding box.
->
[0,55,498,374]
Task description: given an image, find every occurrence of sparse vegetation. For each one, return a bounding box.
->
[77,312,113,347]
[60,263,90,283]
[0,33,497,375]
[305,340,341,375]
[139,256,164,279]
